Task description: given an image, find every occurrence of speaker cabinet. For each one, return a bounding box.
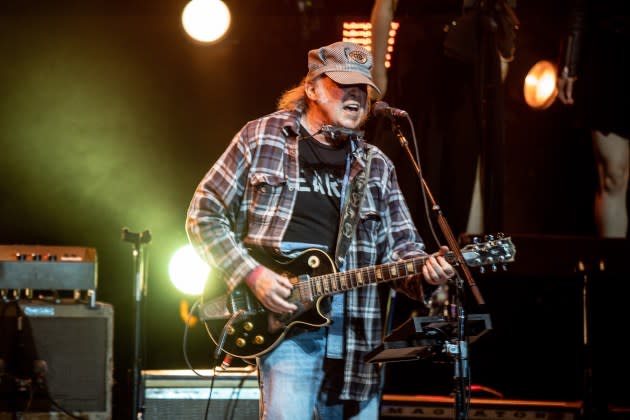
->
[141,368,259,420]
[0,300,113,419]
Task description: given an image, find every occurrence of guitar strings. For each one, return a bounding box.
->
[301,256,429,297]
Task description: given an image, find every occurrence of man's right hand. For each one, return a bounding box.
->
[246,266,298,314]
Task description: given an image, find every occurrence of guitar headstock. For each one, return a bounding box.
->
[461,233,516,273]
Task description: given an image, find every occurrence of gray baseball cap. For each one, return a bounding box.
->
[307,41,381,94]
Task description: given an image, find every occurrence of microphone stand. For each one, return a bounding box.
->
[390,118,485,420]
[122,228,152,420]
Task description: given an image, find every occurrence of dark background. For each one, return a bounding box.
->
[1,0,628,418]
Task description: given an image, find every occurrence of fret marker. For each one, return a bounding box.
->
[406,262,414,273]
[357,272,363,285]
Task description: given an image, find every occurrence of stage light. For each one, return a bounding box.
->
[181,0,231,44]
[168,244,210,295]
[179,299,199,327]
[342,21,399,68]
[523,60,557,110]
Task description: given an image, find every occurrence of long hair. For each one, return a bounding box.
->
[276,75,375,115]
[276,76,310,112]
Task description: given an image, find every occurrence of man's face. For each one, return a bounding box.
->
[306,76,369,129]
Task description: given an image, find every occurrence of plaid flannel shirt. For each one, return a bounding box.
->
[186,109,428,400]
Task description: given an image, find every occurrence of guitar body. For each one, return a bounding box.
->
[201,249,337,359]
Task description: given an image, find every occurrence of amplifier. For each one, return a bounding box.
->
[381,395,583,420]
[141,368,259,420]
[0,245,97,292]
[0,300,113,420]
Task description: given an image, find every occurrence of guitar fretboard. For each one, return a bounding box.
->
[300,254,436,298]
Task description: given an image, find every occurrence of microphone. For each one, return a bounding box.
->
[372,101,409,118]
[319,125,364,140]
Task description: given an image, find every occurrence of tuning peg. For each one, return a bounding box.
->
[472,236,481,244]
[484,234,495,242]
[491,264,497,272]
[501,263,508,271]
[479,266,486,274]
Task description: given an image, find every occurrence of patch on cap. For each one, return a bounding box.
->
[348,49,368,65]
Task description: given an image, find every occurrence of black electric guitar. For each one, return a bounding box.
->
[199,235,515,359]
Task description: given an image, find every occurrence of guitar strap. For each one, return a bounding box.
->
[334,145,374,269]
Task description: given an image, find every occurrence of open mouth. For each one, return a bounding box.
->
[343,103,360,112]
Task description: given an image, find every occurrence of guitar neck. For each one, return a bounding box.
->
[308,253,448,298]
[291,235,514,300]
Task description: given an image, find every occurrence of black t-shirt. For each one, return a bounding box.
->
[283,130,349,253]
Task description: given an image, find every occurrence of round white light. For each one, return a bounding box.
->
[181,0,231,44]
[168,245,210,295]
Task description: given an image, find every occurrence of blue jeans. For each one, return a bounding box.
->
[257,328,380,420]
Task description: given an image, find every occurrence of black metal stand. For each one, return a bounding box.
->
[365,313,492,364]
[389,118,486,420]
[577,259,599,419]
[121,227,152,420]
[451,278,470,420]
